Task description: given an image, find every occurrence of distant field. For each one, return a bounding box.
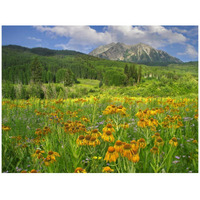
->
[77,79,100,88]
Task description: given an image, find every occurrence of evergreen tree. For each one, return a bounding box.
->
[56,69,66,83]
[99,79,103,88]
[64,69,74,86]
[47,70,53,83]
[124,64,129,78]
[129,65,138,83]
[137,66,142,83]
[31,57,43,84]
[124,64,130,85]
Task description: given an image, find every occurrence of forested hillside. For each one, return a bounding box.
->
[2,45,198,99]
[2,45,129,84]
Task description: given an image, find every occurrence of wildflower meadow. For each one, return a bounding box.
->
[2,96,198,173]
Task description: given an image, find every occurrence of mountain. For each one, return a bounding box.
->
[89,42,183,66]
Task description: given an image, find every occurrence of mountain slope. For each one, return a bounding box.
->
[89,43,183,66]
[3,45,85,56]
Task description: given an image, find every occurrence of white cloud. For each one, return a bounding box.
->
[36,26,112,52]
[171,27,188,33]
[35,25,190,53]
[28,36,42,42]
[177,44,198,58]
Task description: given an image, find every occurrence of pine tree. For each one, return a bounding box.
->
[137,66,142,83]
[64,69,74,86]
[129,65,138,84]
[31,57,43,84]
[124,64,129,78]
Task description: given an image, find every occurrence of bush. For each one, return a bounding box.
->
[103,70,126,86]
[2,81,16,99]
[27,83,44,99]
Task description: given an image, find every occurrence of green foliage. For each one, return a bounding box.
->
[27,84,45,99]
[2,81,16,99]
[103,70,126,86]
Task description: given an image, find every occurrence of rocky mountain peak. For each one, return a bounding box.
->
[89,42,182,65]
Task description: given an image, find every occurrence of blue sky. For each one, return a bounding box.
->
[2,25,198,62]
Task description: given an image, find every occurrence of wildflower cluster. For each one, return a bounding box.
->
[135,108,164,118]
[103,105,127,116]
[161,115,183,129]
[35,126,51,136]
[76,134,101,146]
[104,138,147,163]
[32,149,60,166]
[101,124,115,142]
[74,98,87,103]
[64,120,86,134]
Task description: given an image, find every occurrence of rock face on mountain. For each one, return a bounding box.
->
[89,42,183,65]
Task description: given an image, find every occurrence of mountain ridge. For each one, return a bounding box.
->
[89,42,183,66]
[2,44,85,56]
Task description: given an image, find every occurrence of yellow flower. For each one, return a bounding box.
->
[91,129,102,137]
[102,166,114,173]
[132,153,140,163]
[169,137,178,147]
[137,138,146,149]
[114,140,124,153]
[130,140,139,150]
[104,147,119,162]
[81,116,90,123]
[193,140,198,144]
[137,118,148,128]
[43,151,60,166]
[135,110,143,118]
[89,136,100,146]
[74,167,87,173]
[84,135,91,145]
[122,144,133,160]
[43,126,51,135]
[76,135,85,145]
[32,149,45,159]
[30,169,37,173]
[102,124,115,134]
[152,132,160,139]
[148,118,158,127]
[154,137,164,146]
[35,128,42,135]
[93,156,98,160]
[2,125,11,131]
[120,123,129,129]
[101,131,115,142]
[150,146,159,154]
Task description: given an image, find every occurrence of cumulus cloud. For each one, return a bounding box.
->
[36,26,112,52]
[177,44,198,58]
[35,26,196,56]
[28,36,42,42]
[106,26,187,48]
